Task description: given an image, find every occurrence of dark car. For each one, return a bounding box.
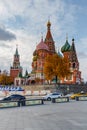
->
[1,94,26,101]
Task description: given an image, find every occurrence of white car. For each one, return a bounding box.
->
[43,92,62,101]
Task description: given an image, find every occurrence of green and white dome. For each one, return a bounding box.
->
[61,38,71,53]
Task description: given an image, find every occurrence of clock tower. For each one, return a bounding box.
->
[10,46,22,82]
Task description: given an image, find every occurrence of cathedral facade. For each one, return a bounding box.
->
[31,21,81,84]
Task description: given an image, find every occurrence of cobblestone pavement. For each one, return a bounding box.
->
[0,100,87,130]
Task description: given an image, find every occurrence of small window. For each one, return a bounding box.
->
[73,63,75,68]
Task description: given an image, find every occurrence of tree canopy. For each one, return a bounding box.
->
[0,74,13,85]
[43,54,70,83]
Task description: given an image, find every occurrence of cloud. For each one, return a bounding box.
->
[0,0,86,81]
[0,26,16,41]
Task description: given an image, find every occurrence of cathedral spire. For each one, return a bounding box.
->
[45,20,52,40]
[71,38,76,52]
[70,38,78,62]
[47,20,51,30]
[45,20,55,53]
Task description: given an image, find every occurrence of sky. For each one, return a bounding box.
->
[0,0,87,82]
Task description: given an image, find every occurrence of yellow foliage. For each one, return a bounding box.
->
[0,74,13,85]
[43,54,70,82]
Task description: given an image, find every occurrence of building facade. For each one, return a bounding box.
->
[61,38,81,84]
[31,21,81,84]
[31,20,56,84]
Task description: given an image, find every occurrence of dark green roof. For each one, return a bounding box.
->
[15,48,19,56]
[61,39,71,53]
[18,72,22,78]
[25,70,29,77]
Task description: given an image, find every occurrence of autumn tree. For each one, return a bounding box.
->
[43,54,70,84]
[0,74,13,85]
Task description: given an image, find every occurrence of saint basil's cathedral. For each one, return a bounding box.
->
[10,20,81,85]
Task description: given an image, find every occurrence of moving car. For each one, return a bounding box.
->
[70,91,87,99]
[0,94,26,101]
[43,92,62,101]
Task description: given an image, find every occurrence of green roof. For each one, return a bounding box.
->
[15,48,19,56]
[61,40,71,53]
[18,72,22,78]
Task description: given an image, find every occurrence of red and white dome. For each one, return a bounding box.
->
[36,38,49,51]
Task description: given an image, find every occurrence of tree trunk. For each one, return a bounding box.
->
[55,75,57,84]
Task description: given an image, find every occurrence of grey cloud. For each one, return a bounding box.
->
[0,27,16,41]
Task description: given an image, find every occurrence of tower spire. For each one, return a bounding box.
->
[15,44,19,56]
[47,20,51,30]
[10,45,22,83]
[71,38,76,52]
[45,20,55,53]
[70,38,78,62]
[66,33,68,41]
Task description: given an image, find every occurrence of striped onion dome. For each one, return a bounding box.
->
[61,38,71,53]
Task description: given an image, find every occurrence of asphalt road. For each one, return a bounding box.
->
[0,100,87,130]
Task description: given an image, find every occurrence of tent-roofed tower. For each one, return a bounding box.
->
[70,38,78,63]
[61,38,81,84]
[44,20,55,54]
[31,20,56,84]
[10,45,22,83]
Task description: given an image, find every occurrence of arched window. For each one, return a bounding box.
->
[73,63,75,68]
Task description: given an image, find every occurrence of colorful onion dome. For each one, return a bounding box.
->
[61,38,71,53]
[33,55,38,61]
[36,37,49,51]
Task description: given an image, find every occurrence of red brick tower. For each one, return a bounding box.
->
[31,20,56,84]
[44,20,55,54]
[10,46,22,82]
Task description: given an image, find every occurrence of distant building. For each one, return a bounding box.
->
[61,38,81,84]
[31,20,55,84]
[31,20,82,84]
[10,46,23,83]
[14,70,29,86]
[10,21,82,85]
